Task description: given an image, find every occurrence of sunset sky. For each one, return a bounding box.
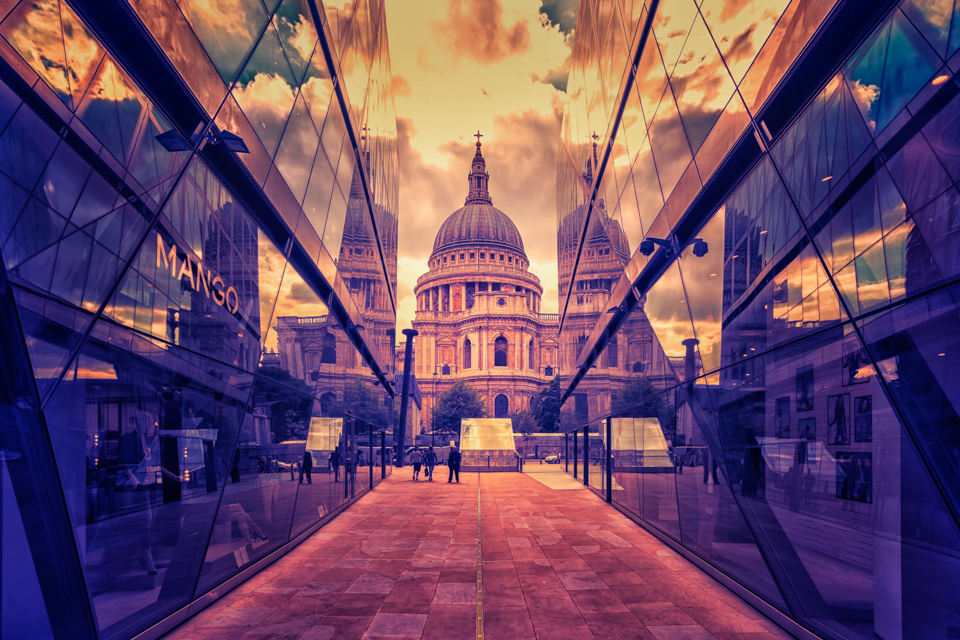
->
[385,0,578,331]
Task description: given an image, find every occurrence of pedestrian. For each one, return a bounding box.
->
[300,450,313,484]
[447,445,461,483]
[410,447,423,481]
[330,447,341,482]
[424,446,438,481]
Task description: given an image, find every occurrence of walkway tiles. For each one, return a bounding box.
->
[161,472,795,640]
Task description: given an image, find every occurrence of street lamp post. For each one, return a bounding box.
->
[396,328,418,467]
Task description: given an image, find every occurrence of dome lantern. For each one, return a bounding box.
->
[465,131,491,206]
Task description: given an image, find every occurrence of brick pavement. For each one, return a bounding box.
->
[161,471,795,640]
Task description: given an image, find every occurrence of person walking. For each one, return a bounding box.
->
[300,450,313,484]
[410,447,423,481]
[447,445,461,483]
[424,446,438,481]
[330,447,341,482]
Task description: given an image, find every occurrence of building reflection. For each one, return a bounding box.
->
[556,0,960,638]
[0,0,398,638]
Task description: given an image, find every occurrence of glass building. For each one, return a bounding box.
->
[0,1,398,639]
[556,0,960,639]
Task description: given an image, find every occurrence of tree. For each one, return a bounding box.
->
[530,376,561,432]
[432,380,487,436]
[611,376,675,439]
[255,366,314,442]
[510,409,539,442]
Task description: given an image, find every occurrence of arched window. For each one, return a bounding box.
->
[321,333,337,364]
[607,335,618,369]
[464,339,472,369]
[320,392,337,415]
[528,339,535,369]
[442,364,451,375]
[495,394,509,418]
[494,337,508,367]
[453,292,462,311]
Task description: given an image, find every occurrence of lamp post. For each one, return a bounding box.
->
[396,328,418,467]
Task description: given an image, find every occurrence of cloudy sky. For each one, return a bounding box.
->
[385,0,577,331]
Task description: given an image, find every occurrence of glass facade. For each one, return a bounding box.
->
[0,1,398,639]
[557,1,960,639]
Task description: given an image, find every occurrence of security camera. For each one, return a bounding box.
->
[692,239,708,258]
[639,239,655,256]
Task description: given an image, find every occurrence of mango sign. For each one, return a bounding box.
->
[157,233,241,314]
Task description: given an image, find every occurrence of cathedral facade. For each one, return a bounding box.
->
[412,139,559,430]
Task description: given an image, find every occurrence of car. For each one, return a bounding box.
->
[544,453,562,464]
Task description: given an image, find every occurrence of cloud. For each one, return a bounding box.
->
[387,0,569,332]
[430,0,532,64]
[532,55,570,92]
[288,281,318,304]
[849,78,879,132]
[722,23,757,65]
[233,72,296,132]
[538,0,578,37]
[392,74,412,98]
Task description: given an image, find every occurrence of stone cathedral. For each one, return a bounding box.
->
[412,137,560,429]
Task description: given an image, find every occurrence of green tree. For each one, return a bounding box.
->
[510,409,539,442]
[255,366,314,442]
[432,381,487,436]
[530,376,561,432]
[611,376,676,438]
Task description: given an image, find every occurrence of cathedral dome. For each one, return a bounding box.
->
[431,134,526,259]
[432,203,525,256]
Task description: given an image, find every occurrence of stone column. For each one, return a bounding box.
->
[517,326,523,371]
[478,325,484,370]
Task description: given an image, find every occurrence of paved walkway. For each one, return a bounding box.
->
[162,470,794,640]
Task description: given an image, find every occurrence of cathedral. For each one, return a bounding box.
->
[412,137,560,430]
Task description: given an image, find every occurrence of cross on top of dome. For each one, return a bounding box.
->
[466,130,491,205]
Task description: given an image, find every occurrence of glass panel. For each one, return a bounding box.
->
[843,9,941,135]
[14,286,94,397]
[695,91,750,183]
[126,0,229,116]
[232,22,297,158]
[652,0,698,81]
[0,408,56,639]
[677,206,724,374]
[43,318,252,640]
[75,56,146,166]
[273,0,318,85]
[274,93,320,203]
[194,373,306,593]
[0,0,73,108]
[739,0,840,113]
[672,380,788,610]
[700,0,791,83]
[177,0,268,83]
[104,162,261,374]
[900,0,953,59]
[670,14,736,153]
[647,85,693,201]
[0,103,60,191]
[772,75,873,220]
[859,281,960,516]
[642,261,696,377]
